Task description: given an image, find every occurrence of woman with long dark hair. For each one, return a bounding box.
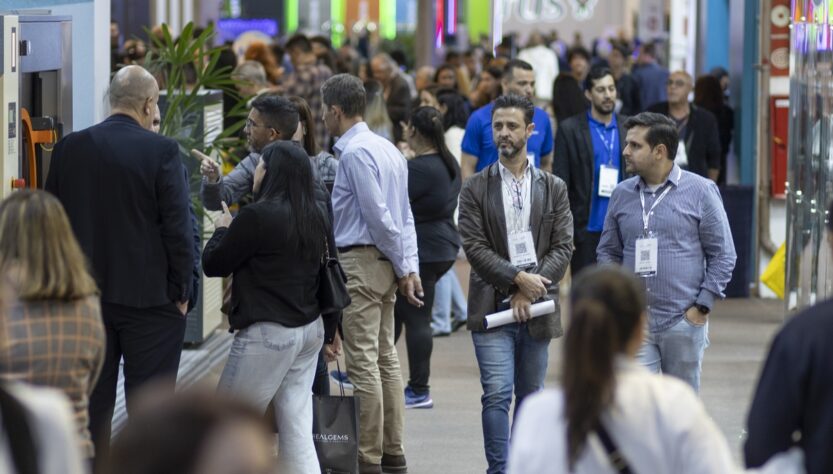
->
[394,106,462,409]
[507,266,738,473]
[287,95,339,186]
[694,75,734,185]
[203,141,338,474]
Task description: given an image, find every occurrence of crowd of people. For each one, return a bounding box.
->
[0,24,826,474]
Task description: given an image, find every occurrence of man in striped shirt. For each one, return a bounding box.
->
[597,112,736,392]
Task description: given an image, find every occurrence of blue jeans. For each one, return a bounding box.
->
[471,323,550,474]
[431,270,467,333]
[218,318,324,474]
[637,316,710,393]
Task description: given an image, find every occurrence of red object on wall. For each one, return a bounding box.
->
[770,96,789,198]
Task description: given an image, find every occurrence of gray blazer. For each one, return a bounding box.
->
[458,163,573,340]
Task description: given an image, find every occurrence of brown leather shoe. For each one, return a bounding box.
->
[359,461,382,474]
[381,453,408,473]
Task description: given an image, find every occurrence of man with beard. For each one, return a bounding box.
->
[195,95,299,210]
[553,67,628,276]
[458,93,573,474]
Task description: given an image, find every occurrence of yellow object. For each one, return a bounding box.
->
[761,243,786,300]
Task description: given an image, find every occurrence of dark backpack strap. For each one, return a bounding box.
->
[0,384,40,474]
[595,422,632,474]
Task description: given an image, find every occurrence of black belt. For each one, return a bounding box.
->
[337,244,377,254]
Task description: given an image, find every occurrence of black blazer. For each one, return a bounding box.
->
[45,114,194,308]
[553,112,628,234]
[647,102,721,178]
[202,183,338,340]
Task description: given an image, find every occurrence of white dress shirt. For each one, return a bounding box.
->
[498,158,533,235]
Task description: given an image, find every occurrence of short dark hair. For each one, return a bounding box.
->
[445,51,461,62]
[641,42,657,58]
[584,66,614,91]
[321,74,366,118]
[503,59,533,79]
[492,94,534,125]
[623,112,679,161]
[250,95,300,139]
[483,66,503,80]
[568,47,591,63]
[285,34,312,53]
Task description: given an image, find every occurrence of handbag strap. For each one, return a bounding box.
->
[595,422,632,474]
[336,359,345,397]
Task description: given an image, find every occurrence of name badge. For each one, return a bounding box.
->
[635,236,658,277]
[598,165,619,198]
[508,231,537,267]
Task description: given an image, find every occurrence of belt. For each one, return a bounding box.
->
[337,244,377,254]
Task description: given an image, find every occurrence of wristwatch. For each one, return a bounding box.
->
[695,304,710,315]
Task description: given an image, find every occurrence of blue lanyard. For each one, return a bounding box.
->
[595,126,616,166]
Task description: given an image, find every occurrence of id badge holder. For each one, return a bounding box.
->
[598,165,619,198]
[634,231,658,277]
[508,231,537,267]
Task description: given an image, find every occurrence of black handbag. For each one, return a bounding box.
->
[312,361,359,474]
[318,238,351,315]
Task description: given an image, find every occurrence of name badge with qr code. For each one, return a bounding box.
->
[635,237,658,277]
[508,231,537,267]
[598,165,619,198]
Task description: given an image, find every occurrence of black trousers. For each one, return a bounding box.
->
[89,302,186,469]
[570,229,602,277]
[394,260,454,395]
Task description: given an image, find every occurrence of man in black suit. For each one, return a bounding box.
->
[45,65,194,463]
[553,66,628,276]
[647,70,721,181]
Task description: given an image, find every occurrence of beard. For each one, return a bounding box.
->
[592,100,615,116]
[497,137,525,159]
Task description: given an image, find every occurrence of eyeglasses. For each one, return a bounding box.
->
[245,118,272,131]
[667,79,689,88]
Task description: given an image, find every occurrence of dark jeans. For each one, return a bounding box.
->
[393,260,454,395]
[570,229,602,277]
[89,302,186,470]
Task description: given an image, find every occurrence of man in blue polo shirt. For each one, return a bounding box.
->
[461,59,554,179]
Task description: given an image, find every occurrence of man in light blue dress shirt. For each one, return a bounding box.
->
[321,74,422,474]
[597,112,736,392]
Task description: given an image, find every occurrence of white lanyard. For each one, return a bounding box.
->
[638,168,682,233]
[595,126,616,165]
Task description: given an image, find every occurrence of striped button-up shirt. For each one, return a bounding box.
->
[331,122,418,277]
[597,164,736,333]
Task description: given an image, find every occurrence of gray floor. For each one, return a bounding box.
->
[170,295,785,474]
[392,297,784,473]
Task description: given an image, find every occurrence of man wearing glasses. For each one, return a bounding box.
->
[194,94,300,209]
[647,71,721,182]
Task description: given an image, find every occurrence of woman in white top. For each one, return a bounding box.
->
[508,266,758,474]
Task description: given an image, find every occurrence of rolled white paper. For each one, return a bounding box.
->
[483,299,556,329]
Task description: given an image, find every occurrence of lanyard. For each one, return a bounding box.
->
[502,170,529,233]
[638,168,682,233]
[595,126,616,165]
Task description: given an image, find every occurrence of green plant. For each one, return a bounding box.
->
[142,22,250,229]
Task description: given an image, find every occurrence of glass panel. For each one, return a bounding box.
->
[786,1,833,310]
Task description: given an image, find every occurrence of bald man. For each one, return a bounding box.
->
[647,70,722,181]
[45,65,195,465]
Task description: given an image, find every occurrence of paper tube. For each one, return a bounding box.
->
[483,299,556,329]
